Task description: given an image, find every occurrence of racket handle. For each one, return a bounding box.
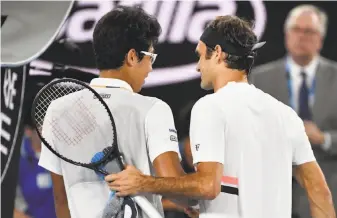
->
[118,154,127,170]
[132,195,163,218]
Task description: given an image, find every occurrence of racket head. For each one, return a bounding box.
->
[31,78,120,169]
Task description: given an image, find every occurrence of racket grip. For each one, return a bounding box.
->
[132,196,163,218]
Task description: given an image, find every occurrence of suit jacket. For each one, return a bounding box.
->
[250,57,337,161]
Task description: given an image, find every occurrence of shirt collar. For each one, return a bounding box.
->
[90,78,133,92]
[287,56,319,80]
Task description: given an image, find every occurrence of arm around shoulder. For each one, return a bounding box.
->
[107,98,225,202]
[141,161,223,201]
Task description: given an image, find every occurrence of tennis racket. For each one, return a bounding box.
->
[31,78,163,218]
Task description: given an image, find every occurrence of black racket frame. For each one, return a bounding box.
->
[31,78,125,175]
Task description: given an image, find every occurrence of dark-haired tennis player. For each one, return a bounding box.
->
[38,6,187,218]
[106,15,335,218]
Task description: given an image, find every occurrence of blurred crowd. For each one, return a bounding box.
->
[12,4,336,218]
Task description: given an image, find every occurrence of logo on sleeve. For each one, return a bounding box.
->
[195,144,200,151]
[170,135,178,142]
[169,129,178,142]
[169,129,177,134]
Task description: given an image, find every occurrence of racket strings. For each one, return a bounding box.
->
[51,97,99,146]
[35,83,83,127]
[35,82,83,131]
[35,90,56,126]
[34,80,116,164]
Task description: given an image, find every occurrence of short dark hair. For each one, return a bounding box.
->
[93,6,161,70]
[206,15,258,74]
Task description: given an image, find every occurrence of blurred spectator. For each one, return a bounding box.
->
[251,4,337,218]
[14,125,56,218]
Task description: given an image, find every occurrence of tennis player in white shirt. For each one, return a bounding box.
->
[106,15,336,218]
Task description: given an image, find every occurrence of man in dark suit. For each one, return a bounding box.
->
[251,4,337,218]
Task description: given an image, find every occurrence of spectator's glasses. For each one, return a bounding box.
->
[140,51,157,64]
[290,26,319,36]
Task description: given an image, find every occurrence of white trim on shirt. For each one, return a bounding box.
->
[90,78,133,92]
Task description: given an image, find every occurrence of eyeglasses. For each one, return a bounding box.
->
[290,26,319,36]
[140,51,157,64]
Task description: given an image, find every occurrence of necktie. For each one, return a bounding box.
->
[298,71,312,120]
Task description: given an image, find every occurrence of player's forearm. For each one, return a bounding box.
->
[308,189,336,218]
[55,202,71,218]
[295,164,336,218]
[141,172,219,200]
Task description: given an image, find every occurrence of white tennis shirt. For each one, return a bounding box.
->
[190,82,315,218]
[38,78,181,218]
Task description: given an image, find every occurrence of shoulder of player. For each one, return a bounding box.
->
[148,97,172,114]
[192,94,219,114]
[278,101,302,127]
[48,90,83,109]
[44,90,91,118]
[132,94,170,109]
[47,94,71,110]
[130,95,173,119]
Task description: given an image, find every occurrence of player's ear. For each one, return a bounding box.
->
[214,45,223,64]
[126,49,138,67]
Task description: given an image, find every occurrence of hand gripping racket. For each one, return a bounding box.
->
[31,78,163,218]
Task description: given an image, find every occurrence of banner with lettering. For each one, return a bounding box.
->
[34,1,337,126]
[1,66,27,218]
[39,1,337,88]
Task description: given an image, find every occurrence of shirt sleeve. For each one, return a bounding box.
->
[289,110,316,165]
[38,103,63,175]
[190,97,225,165]
[145,100,181,163]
